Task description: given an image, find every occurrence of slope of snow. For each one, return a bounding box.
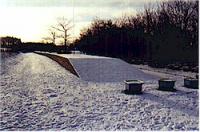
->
[0,53,198,131]
[52,53,159,82]
[133,64,197,79]
[55,53,108,59]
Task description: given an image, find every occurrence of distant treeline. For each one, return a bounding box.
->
[74,0,198,67]
[0,36,72,53]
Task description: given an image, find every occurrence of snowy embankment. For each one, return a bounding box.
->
[0,53,199,130]
[54,54,158,82]
[133,64,197,79]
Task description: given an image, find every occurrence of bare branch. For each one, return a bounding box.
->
[51,26,64,32]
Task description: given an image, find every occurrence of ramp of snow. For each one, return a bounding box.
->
[55,54,158,82]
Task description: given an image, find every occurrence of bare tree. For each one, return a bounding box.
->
[52,17,72,53]
[43,29,56,44]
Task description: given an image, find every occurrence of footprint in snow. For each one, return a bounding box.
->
[42,89,56,94]
[49,94,58,98]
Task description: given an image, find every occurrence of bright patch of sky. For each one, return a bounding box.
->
[0,0,164,43]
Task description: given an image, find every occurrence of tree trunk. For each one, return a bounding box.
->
[64,31,67,53]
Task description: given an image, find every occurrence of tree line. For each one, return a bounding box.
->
[74,0,198,68]
[0,36,74,53]
[0,17,73,53]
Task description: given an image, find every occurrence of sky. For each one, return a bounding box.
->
[0,0,165,43]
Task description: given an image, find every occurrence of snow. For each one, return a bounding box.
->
[133,64,197,79]
[55,53,108,59]
[51,53,159,82]
[0,52,199,130]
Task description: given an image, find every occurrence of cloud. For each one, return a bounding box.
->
[0,0,166,8]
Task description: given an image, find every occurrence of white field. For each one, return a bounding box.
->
[58,54,159,82]
[0,53,199,130]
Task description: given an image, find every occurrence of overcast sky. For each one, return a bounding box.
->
[0,0,164,43]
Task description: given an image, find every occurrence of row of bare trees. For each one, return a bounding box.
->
[0,36,21,46]
[43,17,72,53]
[74,0,198,67]
[0,36,57,52]
[0,18,73,53]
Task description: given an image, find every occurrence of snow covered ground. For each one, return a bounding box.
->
[56,53,159,82]
[0,52,199,130]
[133,64,197,79]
